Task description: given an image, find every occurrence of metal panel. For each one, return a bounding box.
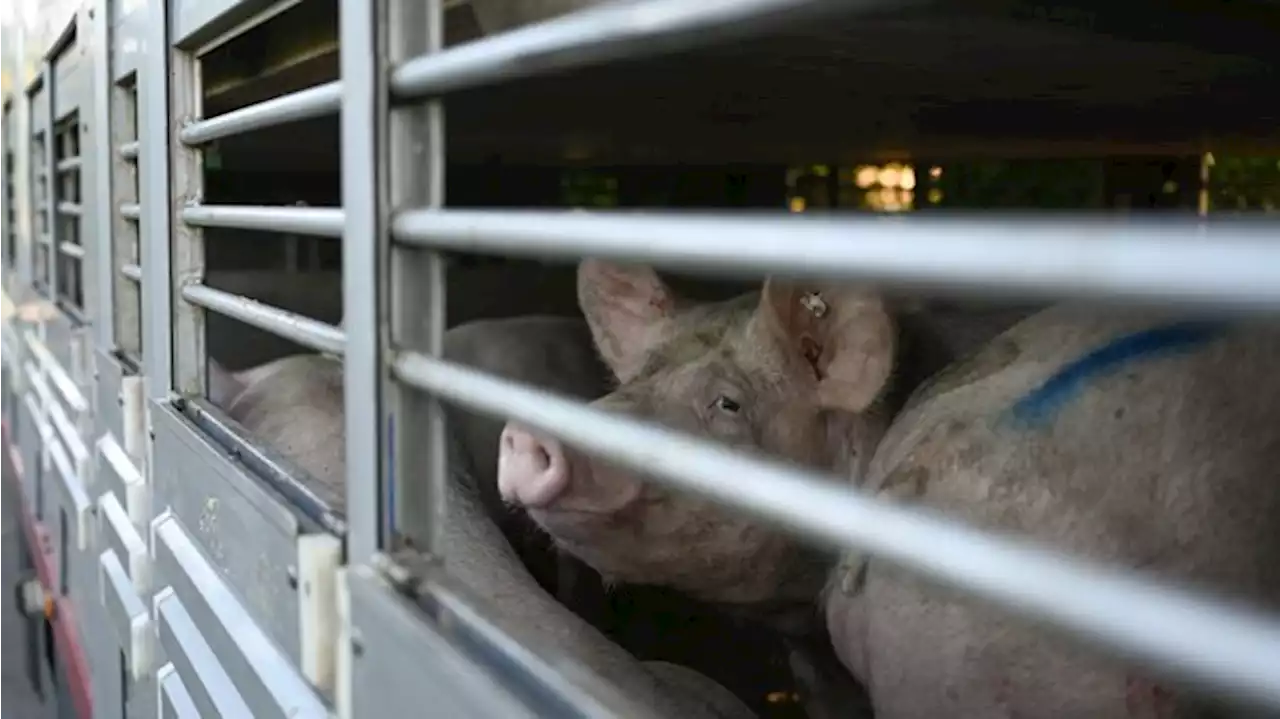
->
[343,565,539,719]
[156,664,200,719]
[112,5,148,83]
[148,400,304,662]
[51,17,87,120]
[94,349,127,447]
[150,514,329,719]
[98,550,155,681]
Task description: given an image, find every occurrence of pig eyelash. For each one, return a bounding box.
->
[711,395,742,414]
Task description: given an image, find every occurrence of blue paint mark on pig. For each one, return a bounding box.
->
[1009,320,1226,428]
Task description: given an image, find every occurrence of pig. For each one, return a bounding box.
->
[497,260,902,609]
[497,261,1280,719]
[208,316,758,719]
[825,306,1280,719]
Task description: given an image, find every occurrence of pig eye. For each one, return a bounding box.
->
[712,395,741,414]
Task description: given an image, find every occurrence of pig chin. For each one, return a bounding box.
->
[535,481,815,605]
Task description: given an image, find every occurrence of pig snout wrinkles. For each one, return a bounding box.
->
[498,425,570,508]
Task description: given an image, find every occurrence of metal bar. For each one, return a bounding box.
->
[180,284,345,357]
[58,242,84,259]
[389,0,857,98]
[181,205,344,238]
[120,264,142,283]
[393,351,1280,711]
[120,203,140,220]
[140,0,175,399]
[178,82,342,146]
[119,141,139,160]
[42,60,59,308]
[92,0,117,352]
[387,0,449,555]
[339,0,385,565]
[0,106,8,274]
[25,330,89,415]
[394,210,1280,313]
[57,202,82,216]
[56,157,82,173]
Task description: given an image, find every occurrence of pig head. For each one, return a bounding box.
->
[498,260,895,606]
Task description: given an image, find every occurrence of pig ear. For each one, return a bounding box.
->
[758,279,894,413]
[577,260,677,382]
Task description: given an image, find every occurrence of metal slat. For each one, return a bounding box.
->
[181,205,343,238]
[178,82,342,146]
[390,0,849,98]
[56,157,82,172]
[391,351,1280,711]
[180,284,345,356]
[120,264,142,282]
[120,203,140,220]
[57,202,83,216]
[58,242,85,259]
[393,210,1280,313]
[119,141,139,160]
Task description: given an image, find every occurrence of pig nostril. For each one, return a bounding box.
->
[535,446,552,473]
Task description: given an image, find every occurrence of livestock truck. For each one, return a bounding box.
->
[2,0,1279,718]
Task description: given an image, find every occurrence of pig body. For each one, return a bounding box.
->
[498,262,1280,719]
[209,316,757,719]
[826,306,1280,719]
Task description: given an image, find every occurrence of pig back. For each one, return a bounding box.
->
[225,353,347,509]
[828,304,1280,719]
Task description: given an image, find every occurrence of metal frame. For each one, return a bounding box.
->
[110,72,143,363]
[0,95,11,282]
[366,0,1280,714]
[339,0,383,566]
[385,0,448,557]
[139,0,174,401]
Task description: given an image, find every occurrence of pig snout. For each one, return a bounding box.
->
[498,425,570,508]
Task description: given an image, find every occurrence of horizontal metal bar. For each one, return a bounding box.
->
[181,205,344,238]
[179,82,341,146]
[119,141,139,160]
[58,242,85,259]
[390,0,856,98]
[57,202,83,216]
[392,351,1280,710]
[393,210,1280,313]
[180,284,345,356]
[24,331,89,415]
[56,157,82,172]
[120,203,140,220]
[120,264,142,282]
